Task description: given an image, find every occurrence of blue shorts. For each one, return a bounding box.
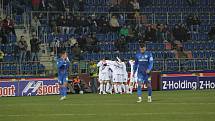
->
[137,73,151,84]
[58,76,68,85]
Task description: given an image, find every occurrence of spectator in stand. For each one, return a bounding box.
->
[77,35,87,51]
[97,16,109,33]
[79,0,85,12]
[72,0,79,11]
[2,16,16,36]
[119,25,128,37]
[68,37,78,47]
[109,15,120,33]
[109,2,121,16]
[18,36,28,63]
[0,50,4,62]
[80,17,89,34]
[32,0,41,11]
[186,14,201,32]
[118,14,125,26]
[30,33,41,61]
[72,43,82,61]
[114,36,127,52]
[180,24,189,41]
[31,16,41,34]
[131,0,140,11]
[56,15,67,34]
[86,34,99,53]
[163,24,173,42]
[145,24,156,42]
[172,24,189,42]
[56,0,66,11]
[176,46,188,58]
[120,0,129,11]
[66,15,75,34]
[88,15,98,33]
[126,1,135,24]
[156,24,165,42]
[127,25,135,42]
[208,24,215,40]
[40,0,48,10]
[0,29,8,44]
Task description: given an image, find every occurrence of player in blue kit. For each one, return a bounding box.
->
[57,51,70,101]
[133,44,153,103]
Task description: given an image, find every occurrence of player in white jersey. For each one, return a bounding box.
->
[97,58,111,94]
[107,57,127,94]
[120,59,128,94]
[105,68,113,94]
[128,59,137,94]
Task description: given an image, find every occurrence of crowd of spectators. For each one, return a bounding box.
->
[1,0,211,63]
[42,9,195,56]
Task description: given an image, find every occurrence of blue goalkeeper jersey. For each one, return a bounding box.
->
[57,58,70,77]
[133,51,153,77]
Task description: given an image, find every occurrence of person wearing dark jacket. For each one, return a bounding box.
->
[30,34,41,61]
[18,36,28,63]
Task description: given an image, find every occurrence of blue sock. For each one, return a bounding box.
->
[137,85,142,97]
[60,87,63,96]
[148,85,152,96]
[63,87,67,97]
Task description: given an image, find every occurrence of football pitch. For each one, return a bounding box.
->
[0,90,215,121]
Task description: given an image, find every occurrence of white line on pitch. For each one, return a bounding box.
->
[0,112,215,117]
[1,102,215,107]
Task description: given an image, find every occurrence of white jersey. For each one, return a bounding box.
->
[97,61,110,74]
[107,60,124,75]
[97,61,111,81]
[122,62,128,82]
[107,60,127,82]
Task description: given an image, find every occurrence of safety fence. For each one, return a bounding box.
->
[0,58,215,76]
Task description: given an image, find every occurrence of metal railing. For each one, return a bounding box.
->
[30,11,215,25]
[0,58,215,76]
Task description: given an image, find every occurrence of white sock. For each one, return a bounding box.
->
[130,85,133,93]
[99,84,103,93]
[103,84,106,93]
[109,84,113,93]
[121,84,125,93]
[117,85,122,93]
[125,84,129,93]
[106,83,110,92]
[114,84,118,94]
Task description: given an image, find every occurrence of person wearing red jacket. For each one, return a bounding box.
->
[32,0,41,11]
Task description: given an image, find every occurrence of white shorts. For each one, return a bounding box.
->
[113,74,124,83]
[99,73,110,81]
[122,75,127,83]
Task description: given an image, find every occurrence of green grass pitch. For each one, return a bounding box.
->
[0,90,215,121]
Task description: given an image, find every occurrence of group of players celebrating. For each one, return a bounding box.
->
[57,44,153,103]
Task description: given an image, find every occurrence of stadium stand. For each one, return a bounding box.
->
[0,0,215,76]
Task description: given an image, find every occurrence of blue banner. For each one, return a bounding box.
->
[0,81,19,97]
[19,80,60,96]
[199,77,215,90]
[161,76,198,90]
